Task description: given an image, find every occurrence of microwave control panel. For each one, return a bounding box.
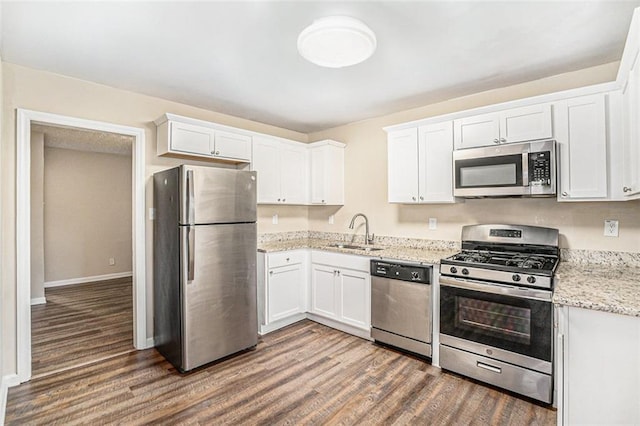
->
[528,151,552,186]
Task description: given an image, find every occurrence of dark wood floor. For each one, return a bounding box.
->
[31,278,134,377]
[8,319,556,425]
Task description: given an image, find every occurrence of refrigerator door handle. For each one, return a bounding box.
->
[187,226,195,282]
[186,169,195,224]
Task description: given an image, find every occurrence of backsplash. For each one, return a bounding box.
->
[259,232,640,267]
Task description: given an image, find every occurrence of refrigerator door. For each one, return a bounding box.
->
[179,165,257,225]
[180,222,258,371]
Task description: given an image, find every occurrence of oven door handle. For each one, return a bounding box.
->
[439,276,552,302]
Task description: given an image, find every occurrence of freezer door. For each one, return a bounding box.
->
[180,223,257,371]
[180,165,257,225]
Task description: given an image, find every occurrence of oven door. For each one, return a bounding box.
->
[453,144,529,197]
[439,276,552,372]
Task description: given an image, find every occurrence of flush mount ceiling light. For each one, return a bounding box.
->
[297,16,377,68]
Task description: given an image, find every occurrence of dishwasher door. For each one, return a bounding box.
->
[371,274,432,355]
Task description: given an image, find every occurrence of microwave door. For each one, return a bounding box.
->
[454,154,529,197]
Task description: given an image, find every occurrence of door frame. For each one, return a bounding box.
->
[16,108,148,383]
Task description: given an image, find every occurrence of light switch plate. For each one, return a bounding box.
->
[604,219,619,237]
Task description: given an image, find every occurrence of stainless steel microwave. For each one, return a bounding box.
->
[453,140,556,198]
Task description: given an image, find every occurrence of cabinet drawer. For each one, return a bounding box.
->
[268,250,306,268]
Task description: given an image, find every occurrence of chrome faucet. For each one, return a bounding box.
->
[349,213,375,245]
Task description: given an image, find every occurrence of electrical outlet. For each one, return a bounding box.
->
[329,214,335,225]
[149,208,155,220]
[109,257,116,266]
[272,214,278,225]
[429,218,437,230]
[604,220,619,237]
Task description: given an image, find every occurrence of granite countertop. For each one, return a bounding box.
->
[258,238,458,265]
[553,262,640,317]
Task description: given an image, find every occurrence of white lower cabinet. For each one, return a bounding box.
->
[556,306,640,425]
[310,251,371,333]
[258,250,307,334]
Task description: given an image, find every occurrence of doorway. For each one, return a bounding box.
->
[30,124,134,377]
[16,109,147,383]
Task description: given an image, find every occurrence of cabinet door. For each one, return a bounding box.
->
[387,128,419,203]
[623,51,640,197]
[561,307,640,425]
[280,143,309,204]
[499,104,552,144]
[453,112,500,149]
[214,130,252,162]
[310,144,345,205]
[418,121,455,203]
[170,121,214,156]
[555,94,608,200]
[338,269,370,331]
[310,264,339,319]
[267,263,305,323]
[252,136,281,203]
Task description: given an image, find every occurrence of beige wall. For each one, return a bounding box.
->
[308,62,640,253]
[43,147,133,282]
[30,132,45,301]
[0,62,309,376]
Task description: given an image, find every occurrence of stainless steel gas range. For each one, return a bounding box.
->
[439,224,559,404]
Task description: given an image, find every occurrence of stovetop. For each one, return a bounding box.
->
[446,250,558,275]
[440,224,561,290]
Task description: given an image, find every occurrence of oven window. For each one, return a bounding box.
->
[460,164,517,187]
[456,297,530,345]
[455,154,523,188]
[440,284,552,362]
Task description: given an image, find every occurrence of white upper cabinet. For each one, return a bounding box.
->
[252,136,309,205]
[419,121,456,203]
[554,94,608,201]
[454,104,553,149]
[388,128,419,203]
[156,114,251,163]
[620,9,640,199]
[388,123,456,204]
[309,140,345,205]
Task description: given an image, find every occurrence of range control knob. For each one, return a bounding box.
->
[512,274,521,282]
[461,268,469,276]
[411,271,420,280]
[449,267,458,274]
[527,276,537,284]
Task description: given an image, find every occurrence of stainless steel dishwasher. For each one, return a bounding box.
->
[370,260,432,357]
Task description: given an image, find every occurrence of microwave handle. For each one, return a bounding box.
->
[522,153,529,187]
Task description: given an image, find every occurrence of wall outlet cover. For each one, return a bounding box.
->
[604,219,619,237]
[109,257,116,266]
[329,214,335,225]
[428,218,437,230]
[272,214,278,225]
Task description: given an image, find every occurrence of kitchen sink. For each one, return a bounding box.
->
[327,243,384,252]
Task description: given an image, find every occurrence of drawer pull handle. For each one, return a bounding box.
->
[477,361,501,374]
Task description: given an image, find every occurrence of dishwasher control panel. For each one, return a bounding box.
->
[370,260,431,284]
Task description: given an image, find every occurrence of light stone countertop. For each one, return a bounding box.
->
[553,262,640,317]
[258,238,458,265]
[259,235,640,317]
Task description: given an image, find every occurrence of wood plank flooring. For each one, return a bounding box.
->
[8,320,556,425]
[31,278,134,377]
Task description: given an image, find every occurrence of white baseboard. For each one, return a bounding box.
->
[259,313,307,335]
[306,314,372,341]
[145,337,155,349]
[30,297,47,305]
[0,374,20,425]
[44,271,133,288]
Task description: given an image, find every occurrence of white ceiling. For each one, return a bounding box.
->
[3,1,640,133]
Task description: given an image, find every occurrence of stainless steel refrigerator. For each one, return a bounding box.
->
[153,165,258,372]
